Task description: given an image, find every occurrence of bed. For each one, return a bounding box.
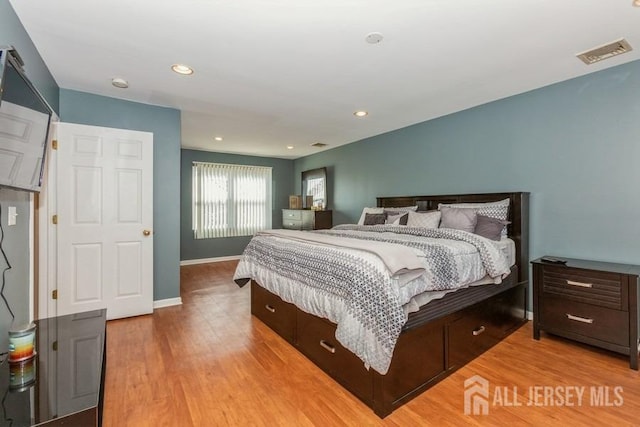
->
[234,192,529,417]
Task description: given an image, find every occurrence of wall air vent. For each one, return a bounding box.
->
[576,38,633,65]
[311,142,328,147]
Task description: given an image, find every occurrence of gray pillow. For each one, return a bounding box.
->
[364,213,386,225]
[474,215,510,241]
[439,206,477,233]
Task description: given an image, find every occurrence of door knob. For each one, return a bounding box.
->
[143,230,151,236]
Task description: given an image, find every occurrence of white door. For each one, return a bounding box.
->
[55,123,153,319]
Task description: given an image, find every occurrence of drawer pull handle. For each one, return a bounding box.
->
[265,304,276,313]
[472,326,486,336]
[566,313,594,324]
[319,340,336,354]
[566,280,593,288]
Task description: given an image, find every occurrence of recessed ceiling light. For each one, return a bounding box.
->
[353,110,368,117]
[287,145,294,150]
[111,77,129,88]
[171,64,194,75]
[365,32,384,44]
[214,136,223,141]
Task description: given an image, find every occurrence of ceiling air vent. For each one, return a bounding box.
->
[576,38,632,65]
[311,142,328,148]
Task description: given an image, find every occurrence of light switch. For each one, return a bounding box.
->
[7,206,17,226]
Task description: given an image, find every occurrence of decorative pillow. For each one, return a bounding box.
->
[406,210,441,229]
[439,207,477,233]
[438,198,509,235]
[474,215,511,241]
[385,212,409,225]
[363,213,387,225]
[357,207,384,225]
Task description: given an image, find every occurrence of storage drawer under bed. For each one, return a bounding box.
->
[251,281,297,344]
[447,283,527,370]
[296,310,373,403]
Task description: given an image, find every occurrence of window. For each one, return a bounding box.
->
[192,162,272,238]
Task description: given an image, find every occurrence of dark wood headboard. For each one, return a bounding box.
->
[377,192,529,283]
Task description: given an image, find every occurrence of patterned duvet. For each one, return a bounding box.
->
[233,225,510,374]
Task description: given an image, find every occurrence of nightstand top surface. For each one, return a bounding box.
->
[532,256,640,277]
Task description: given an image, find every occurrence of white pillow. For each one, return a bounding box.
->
[357,207,384,225]
[407,210,441,229]
[383,205,418,212]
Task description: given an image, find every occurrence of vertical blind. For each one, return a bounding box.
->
[192,162,272,239]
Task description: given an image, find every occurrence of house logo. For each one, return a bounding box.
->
[464,375,489,415]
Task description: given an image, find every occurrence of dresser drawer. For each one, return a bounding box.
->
[282,219,303,230]
[282,209,303,220]
[251,282,296,344]
[296,310,372,403]
[539,296,629,347]
[542,265,625,310]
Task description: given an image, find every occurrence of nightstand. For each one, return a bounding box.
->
[532,257,640,369]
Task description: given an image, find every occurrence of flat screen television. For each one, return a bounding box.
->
[0,46,53,192]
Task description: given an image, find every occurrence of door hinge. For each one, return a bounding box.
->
[52,214,57,225]
[52,341,58,351]
[52,289,58,300]
[52,139,58,150]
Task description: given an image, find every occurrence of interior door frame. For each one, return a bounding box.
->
[36,117,59,320]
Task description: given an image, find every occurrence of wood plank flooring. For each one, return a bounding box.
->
[103,261,640,426]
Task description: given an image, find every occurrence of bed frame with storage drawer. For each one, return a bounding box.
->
[251,192,529,417]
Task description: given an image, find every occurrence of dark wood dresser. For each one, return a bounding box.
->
[532,257,640,369]
[282,209,332,230]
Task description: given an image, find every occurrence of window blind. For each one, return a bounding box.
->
[192,162,272,239]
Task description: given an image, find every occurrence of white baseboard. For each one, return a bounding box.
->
[153,297,182,309]
[526,310,533,320]
[180,255,241,266]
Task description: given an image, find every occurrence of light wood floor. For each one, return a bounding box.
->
[103,261,639,426]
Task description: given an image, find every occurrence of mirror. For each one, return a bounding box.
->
[301,167,327,209]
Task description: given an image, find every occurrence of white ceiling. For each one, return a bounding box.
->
[9,0,640,159]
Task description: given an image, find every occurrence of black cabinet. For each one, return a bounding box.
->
[1,309,106,426]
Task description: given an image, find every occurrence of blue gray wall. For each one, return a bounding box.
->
[180,149,294,261]
[0,0,59,352]
[60,89,181,301]
[295,59,640,268]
